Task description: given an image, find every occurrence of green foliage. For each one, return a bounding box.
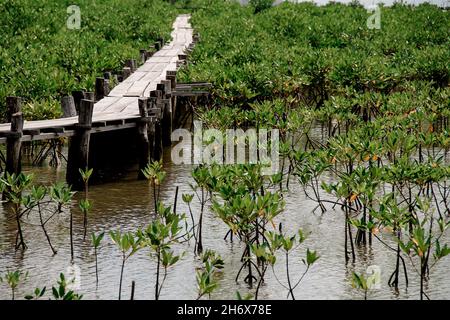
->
[0,270,28,300]
[0,0,178,119]
[51,273,83,300]
[196,250,224,299]
[249,0,274,14]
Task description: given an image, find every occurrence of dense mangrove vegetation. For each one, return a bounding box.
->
[0,0,449,301]
[0,0,177,119]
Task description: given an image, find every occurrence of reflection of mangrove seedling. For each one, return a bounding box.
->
[0,270,28,300]
[138,202,186,300]
[196,249,224,300]
[79,168,93,240]
[91,232,105,288]
[142,161,166,214]
[398,199,450,300]
[51,273,83,300]
[0,172,34,250]
[264,228,319,300]
[109,231,141,300]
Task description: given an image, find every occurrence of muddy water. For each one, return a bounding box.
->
[0,137,449,300]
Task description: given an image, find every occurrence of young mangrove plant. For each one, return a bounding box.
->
[0,172,34,250]
[264,227,319,300]
[49,182,74,259]
[190,165,214,254]
[51,273,83,300]
[109,230,141,300]
[138,202,186,300]
[79,168,93,240]
[142,161,166,214]
[196,249,224,300]
[0,270,28,300]
[91,232,105,288]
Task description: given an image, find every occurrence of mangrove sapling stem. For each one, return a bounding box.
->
[286,252,295,300]
[14,204,26,250]
[155,248,161,300]
[119,253,126,300]
[130,281,135,300]
[173,186,179,214]
[255,264,268,300]
[38,203,57,255]
[70,209,74,261]
[94,246,99,287]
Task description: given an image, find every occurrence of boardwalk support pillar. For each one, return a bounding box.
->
[66,99,94,191]
[137,98,150,180]
[159,82,173,147]
[150,91,163,161]
[6,104,24,176]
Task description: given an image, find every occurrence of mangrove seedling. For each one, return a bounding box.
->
[24,287,46,300]
[138,202,186,300]
[91,232,105,288]
[142,161,166,214]
[0,172,34,250]
[51,273,83,300]
[0,270,28,300]
[266,228,319,300]
[79,168,93,240]
[109,230,141,300]
[196,250,224,300]
[49,182,74,259]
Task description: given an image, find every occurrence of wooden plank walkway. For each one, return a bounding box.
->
[0,14,194,143]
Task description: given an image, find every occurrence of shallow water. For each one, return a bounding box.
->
[0,125,449,300]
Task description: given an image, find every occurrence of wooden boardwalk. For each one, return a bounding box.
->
[0,14,194,144]
[0,14,211,190]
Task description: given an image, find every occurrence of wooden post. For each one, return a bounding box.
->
[125,59,137,73]
[66,99,94,191]
[166,71,178,127]
[61,96,77,118]
[103,72,112,80]
[72,91,84,114]
[140,49,147,63]
[6,97,21,123]
[6,112,23,176]
[122,67,132,80]
[159,81,173,147]
[150,91,163,161]
[84,91,95,101]
[154,41,161,51]
[95,77,109,101]
[137,98,150,180]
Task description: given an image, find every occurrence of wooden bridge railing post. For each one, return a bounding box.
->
[137,98,150,180]
[61,96,77,118]
[66,99,94,191]
[5,97,24,177]
[122,67,132,81]
[95,77,109,102]
[6,96,22,123]
[125,59,137,73]
[166,71,178,127]
[84,91,95,101]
